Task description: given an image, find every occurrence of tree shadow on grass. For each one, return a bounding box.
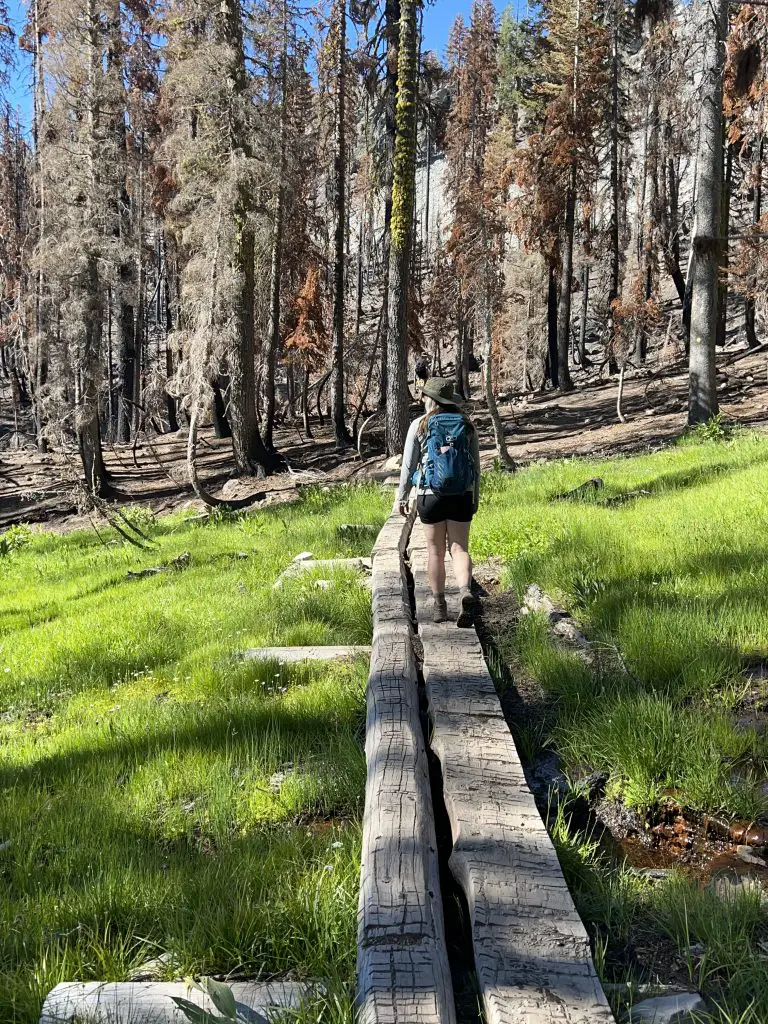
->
[547,445,768,507]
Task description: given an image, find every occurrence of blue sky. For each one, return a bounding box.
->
[3,0,517,128]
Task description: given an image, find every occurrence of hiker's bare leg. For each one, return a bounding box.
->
[447,519,472,590]
[424,521,447,595]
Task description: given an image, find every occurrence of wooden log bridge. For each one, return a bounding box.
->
[358,513,615,1024]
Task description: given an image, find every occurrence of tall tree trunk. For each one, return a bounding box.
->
[230,203,272,474]
[379,0,400,409]
[746,136,763,349]
[117,299,136,442]
[331,0,351,445]
[78,258,109,495]
[547,260,559,388]
[78,0,108,496]
[482,269,514,470]
[264,0,288,452]
[217,0,275,473]
[557,168,575,392]
[716,140,733,350]
[579,262,589,365]
[32,0,48,452]
[385,0,418,455]
[688,0,727,425]
[455,298,466,396]
[608,0,621,326]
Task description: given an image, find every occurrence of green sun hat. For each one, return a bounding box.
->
[421,377,464,405]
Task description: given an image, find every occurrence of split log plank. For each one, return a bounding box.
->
[242,646,371,663]
[410,523,615,1024]
[40,981,315,1024]
[356,513,456,1024]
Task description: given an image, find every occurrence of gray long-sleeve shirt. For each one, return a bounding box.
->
[396,415,481,511]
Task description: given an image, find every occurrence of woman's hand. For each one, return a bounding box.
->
[398,500,409,518]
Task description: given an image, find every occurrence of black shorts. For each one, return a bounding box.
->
[417,492,474,525]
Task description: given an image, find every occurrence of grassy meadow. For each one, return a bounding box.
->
[473,427,768,1022]
[0,485,389,1023]
[6,429,768,1023]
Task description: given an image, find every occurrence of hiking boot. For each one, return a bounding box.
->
[456,587,477,628]
[432,594,449,623]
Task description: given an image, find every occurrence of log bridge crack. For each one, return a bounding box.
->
[357,513,616,1024]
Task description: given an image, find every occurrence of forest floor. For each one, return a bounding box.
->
[2,345,767,533]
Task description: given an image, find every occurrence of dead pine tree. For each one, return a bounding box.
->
[330,0,352,447]
[688,0,728,425]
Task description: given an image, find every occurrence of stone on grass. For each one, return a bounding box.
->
[293,551,315,562]
[708,869,764,900]
[736,845,766,867]
[627,992,705,1023]
[634,867,674,882]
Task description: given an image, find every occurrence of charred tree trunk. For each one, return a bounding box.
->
[716,141,733,350]
[230,207,273,474]
[211,376,232,438]
[688,0,727,425]
[547,261,559,389]
[746,136,763,349]
[264,0,288,452]
[77,255,109,496]
[331,0,351,446]
[579,262,589,366]
[557,168,576,392]
[481,270,515,471]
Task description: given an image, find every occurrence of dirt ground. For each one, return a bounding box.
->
[2,346,767,533]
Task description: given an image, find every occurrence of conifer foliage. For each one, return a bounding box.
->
[0,0,762,492]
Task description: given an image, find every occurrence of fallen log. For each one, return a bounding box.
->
[551,477,604,501]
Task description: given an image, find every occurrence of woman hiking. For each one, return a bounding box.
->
[396,377,481,627]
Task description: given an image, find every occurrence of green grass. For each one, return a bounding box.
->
[0,484,389,1024]
[473,429,768,1020]
[474,430,768,816]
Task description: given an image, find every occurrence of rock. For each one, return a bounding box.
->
[627,992,706,1023]
[382,454,402,472]
[583,770,609,800]
[747,375,755,382]
[584,418,591,425]
[635,867,675,882]
[708,869,764,899]
[645,408,655,416]
[126,953,177,982]
[337,523,372,536]
[293,551,315,562]
[736,845,766,867]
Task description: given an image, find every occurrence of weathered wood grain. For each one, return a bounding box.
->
[410,523,615,1024]
[242,646,371,663]
[40,980,316,1023]
[356,513,456,1024]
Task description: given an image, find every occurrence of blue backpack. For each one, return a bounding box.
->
[415,413,475,496]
